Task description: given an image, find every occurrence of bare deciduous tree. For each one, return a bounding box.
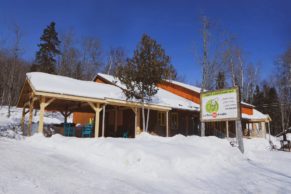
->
[58,30,81,78]
[0,24,29,116]
[81,37,103,80]
[276,47,291,131]
[104,47,127,75]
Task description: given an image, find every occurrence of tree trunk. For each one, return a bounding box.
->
[281,103,285,132]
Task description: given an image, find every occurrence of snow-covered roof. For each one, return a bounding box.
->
[27,72,199,111]
[242,109,269,121]
[163,79,255,108]
[165,79,202,93]
[241,101,255,108]
[27,72,124,100]
[97,73,125,89]
[97,73,268,118]
[97,73,200,111]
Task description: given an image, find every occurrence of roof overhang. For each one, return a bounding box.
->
[17,75,173,112]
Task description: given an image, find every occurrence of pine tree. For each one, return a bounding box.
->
[34,22,61,74]
[252,85,264,108]
[215,71,225,89]
[162,64,177,80]
[116,34,171,132]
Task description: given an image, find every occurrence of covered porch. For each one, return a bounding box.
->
[17,73,172,138]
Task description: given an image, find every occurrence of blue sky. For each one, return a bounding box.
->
[0,0,290,84]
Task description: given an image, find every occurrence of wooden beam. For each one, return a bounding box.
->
[88,102,97,111]
[105,98,171,111]
[35,91,106,104]
[45,97,55,107]
[61,109,72,123]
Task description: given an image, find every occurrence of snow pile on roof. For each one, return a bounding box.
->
[27,72,125,100]
[241,101,255,107]
[165,79,202,93]
[97,73,200,110]
[242,109,269,121]
[163,79,255,108]
[97,73,126,89]
[27,72,199,111]
[1,133,291,193]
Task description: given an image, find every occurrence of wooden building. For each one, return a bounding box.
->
[17,72,200,138]
[157,79,271,138]
[17,72,271,139]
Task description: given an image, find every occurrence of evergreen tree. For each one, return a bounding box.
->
[252,85,264,108]
[252,84,282,135]
[162,64,177,80]
[116,34,171,132]
[215,71,225,89]
[34,22,61,74]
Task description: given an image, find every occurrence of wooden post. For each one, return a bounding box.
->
[27,97,36,136]
[131,107,140,137]
[201,122,205,136]
[61,110,72,124]
[134,107,137,138]
[136,108,141,134]
[102,104,106,137]
[21,106,29,133]
[166,111,169,137]
[226,120,229,138]
[95,105,101,138]
[261,122,266,138]
[88,102,102,138]
[114,107,118,134]
[38,97,55,134]
[38,96,45,134]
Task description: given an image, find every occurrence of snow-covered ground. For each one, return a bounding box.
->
[1,107,291,194]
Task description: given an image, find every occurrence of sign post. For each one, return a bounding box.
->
[200,87,244,153]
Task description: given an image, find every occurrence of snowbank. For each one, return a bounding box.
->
[1,132,291,193]
[26,133,243,179]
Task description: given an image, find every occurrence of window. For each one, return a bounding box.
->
[171,113,179,130]
[157,112,166,126]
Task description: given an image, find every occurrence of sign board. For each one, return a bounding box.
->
[200,87,240,122]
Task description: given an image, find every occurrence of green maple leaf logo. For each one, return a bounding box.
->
[206,99,219,113]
